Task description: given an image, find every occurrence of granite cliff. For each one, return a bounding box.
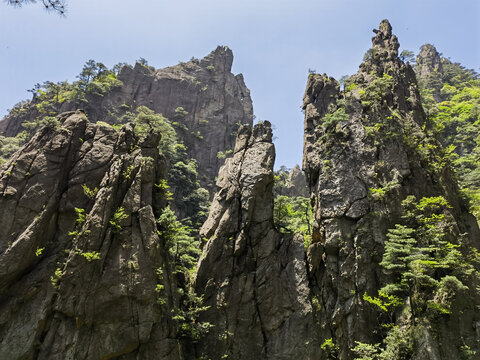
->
[0,111,186,359]
[0,46,253,191]
[302,19,480,359]
[0,20,479,360]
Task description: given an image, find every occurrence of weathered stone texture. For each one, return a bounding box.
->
[302,20,480,359]
[0,112,183,359]
[0,47,253,191]
[195,122,318,359]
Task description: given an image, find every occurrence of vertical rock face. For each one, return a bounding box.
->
[415,44,444,79]
[302,20,479,358]
[195,122,317,359]
[415,44,445,101]
[0,112,183,359]
[0,46,253,190]
[275,164,309,197]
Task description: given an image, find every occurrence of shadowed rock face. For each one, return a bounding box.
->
[194,121,318,360]
[0,111,184,359]
[302,19,480,359]
[0,46,253,191]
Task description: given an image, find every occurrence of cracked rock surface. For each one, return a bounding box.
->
[0,111,183,359]
[0,47,253,192]
[302,20,480,359]
[195,121,318,359]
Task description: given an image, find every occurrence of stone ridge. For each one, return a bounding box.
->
[302,19,480,359]
[195,121,318,359]
[0,46,253,191]
[0,112,184,359]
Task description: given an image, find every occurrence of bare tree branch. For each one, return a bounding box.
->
[6,0,66,14]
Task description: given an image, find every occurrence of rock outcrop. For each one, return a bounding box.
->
[0,46,253,190]
[0,111,184,359]
[195,122,317,359]
[415,43,444,79]
[302,20,480,359]
[275,164,309,197]
[415,43,445,101]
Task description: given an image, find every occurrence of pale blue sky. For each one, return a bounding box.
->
[1,0,479,168]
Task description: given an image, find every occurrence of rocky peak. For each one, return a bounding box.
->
[284,164,309,197]
[371,19,399,60]
[195,121,317,359]
[0,47,253,194]
[200,45,234,73]
[302,19,479,358]
[416,43,444,78]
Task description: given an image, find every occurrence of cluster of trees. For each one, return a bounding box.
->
[272,166,312,246]
[0,60,127,165]
[344,45,480,360]
[417,52,480,223]
[127,106,212,342]
[355,195,479,359]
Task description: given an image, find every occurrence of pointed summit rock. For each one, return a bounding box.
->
[195,121,317,359]
[0,47,253,194]
[416,43,444,78]
[303,20,479,359]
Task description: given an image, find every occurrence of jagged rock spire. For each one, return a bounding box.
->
[371,19,400,60]
[302,19,480,358]
[195,121,317,359]
[416,43,443,78]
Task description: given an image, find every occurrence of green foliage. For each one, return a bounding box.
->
[174,107,189,117]
[320,107,349,131]
[274,195,312,246]
[399,50,415,63]
[352,326,415,360]
[171,288,213,340]
[68,207,91,239]
[379,195,478,323]
[360,73,394,109]
[352,341,382,360]
[363,291,402,313]
[157,206,201,269]
[321,338,339,359]
[35,247,45,257]
[417,57,480,224]
[0,131,28,165]
[74,207,87,226]
[82,184,98,199]
[357,190,480,359]
[273,166,312,246]
[22,116,60,136]
[133,106,178,159]
[155,179,173,201]
[206,65,215,71]
[50,267,63,288]
[76,250,101,262]
[216,149,233,159]
[156,206,212,341]
[122,165,134,180]
[109,207,129,232]
[168,158,210,228]
[77,59,123,96]
[369,187,386,200]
